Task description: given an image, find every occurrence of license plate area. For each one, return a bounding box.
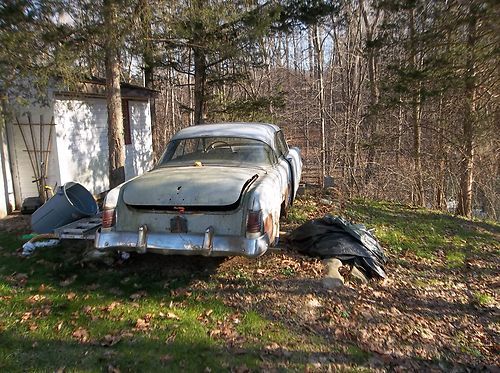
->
[170,216,188,233]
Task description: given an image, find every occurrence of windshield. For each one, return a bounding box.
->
[157,136,276,167]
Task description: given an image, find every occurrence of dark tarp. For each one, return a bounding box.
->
[287,215,387,279]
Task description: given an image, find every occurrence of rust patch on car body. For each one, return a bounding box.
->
[264,214,275,241]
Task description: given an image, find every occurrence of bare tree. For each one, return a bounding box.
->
[104,0,125,188]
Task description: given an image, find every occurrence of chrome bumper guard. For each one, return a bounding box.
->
[94,225,269,258]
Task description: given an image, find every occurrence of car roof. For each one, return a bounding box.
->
[170,122,280,148]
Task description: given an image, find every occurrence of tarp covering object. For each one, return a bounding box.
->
[287,215,387,279]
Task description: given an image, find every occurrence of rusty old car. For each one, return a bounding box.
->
[95,122,302,257]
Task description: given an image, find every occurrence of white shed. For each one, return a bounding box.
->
[0,79,155,217]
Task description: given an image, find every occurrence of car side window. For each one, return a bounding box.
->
[274,133,283,157]
[275,131,289,157]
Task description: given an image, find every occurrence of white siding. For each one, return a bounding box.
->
[54,98,153,196]
[0,169,7,218]
[54,98,109,195]
[125,101,153,180]
[3,95,153,209]
[0,113,15,216]
[0,127,7,216]
[7,107,61,205]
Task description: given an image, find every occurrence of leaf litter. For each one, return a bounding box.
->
[185,195,499,371]
[1,196,498,371]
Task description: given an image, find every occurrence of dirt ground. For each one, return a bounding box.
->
[0,213,31,233]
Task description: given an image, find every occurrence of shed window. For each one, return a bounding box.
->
[122,99,131,145]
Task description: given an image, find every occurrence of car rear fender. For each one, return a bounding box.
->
[246,176,281,242]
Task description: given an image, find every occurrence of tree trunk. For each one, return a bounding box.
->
[104,0,125,188]
[456,5,477,218]
[360,0,380,185]
[193,47,207,125]
[409,7,425,206]
[436,94,447,210]
[141,0,158,159]
[312,23,326,188]
[192,0,206,125]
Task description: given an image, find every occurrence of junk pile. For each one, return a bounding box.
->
[287,215,387,280]
[22,234,60,257]
[31,182,98,234]
[21,182,99,257]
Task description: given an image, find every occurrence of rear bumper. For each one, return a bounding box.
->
[94,226,269,257]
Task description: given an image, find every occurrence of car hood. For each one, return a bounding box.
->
[122,166,261,208]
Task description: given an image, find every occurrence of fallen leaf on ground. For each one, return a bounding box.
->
[134,318,150,330]
[20,311,32,322]
[101,334,121,347]
[107,364,120,373]
[129,291,147,300]
[7,272,28,286]
[56,321,64,331]
[165,331,177,344]
[72,327,89,342]
[26,294,46,303]
[160,354,173,363]
[165,312,180,320]
[231,364,250,373]
[59,275,77,287]
[102,302,120,312]
[66,292,76,300]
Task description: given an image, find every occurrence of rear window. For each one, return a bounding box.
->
[157,136,276,167]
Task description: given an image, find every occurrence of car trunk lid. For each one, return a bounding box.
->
[122,166,260,209]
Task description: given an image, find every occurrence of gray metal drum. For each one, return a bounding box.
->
[31,182,98,233]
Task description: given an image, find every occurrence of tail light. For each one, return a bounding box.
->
[246,210,262,234]
[102,208,116,228]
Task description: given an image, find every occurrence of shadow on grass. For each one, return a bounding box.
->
[0,330,259,372]
[0,233,226,301]
[1,202,498,371]
[1,328,475,372]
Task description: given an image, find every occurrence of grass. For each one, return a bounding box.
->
[287,196,499,263]
[0,232,329,372]
[454,331,483,358]
[473,291,494,306]
[446,251,466,268]
[1,197,498,371]
[342,199,499,262]
[280,266,295,276]
[346,345,371,364]
[287,199,319,224]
